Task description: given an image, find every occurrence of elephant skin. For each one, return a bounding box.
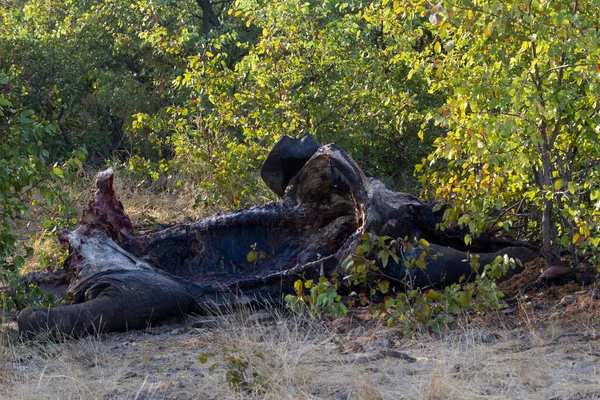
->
[18,138,538,339]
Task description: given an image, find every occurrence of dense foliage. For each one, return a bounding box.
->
[0,74,85,312]
[410,0,600,266]
[0,0,598,314]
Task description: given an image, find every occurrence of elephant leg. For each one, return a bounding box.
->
[383,245,538,289]
[414,245,537,288]
[18,270,198,340]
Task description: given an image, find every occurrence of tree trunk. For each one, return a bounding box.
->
[195,0,221,35]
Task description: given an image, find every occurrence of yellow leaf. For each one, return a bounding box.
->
[520,41,529,53]
[206,51,214,57]
[425,290,442,301]
[227,8,233,15]
[467,9,474,20]
[262,28,268,36]
[435,65,443,77]
[568,181,575,195]
[572,233,580,245]
[418,129,424,140]
[294,280,303,294]
[434,42,441,53]
[304,279,313,289]
[247,250,258,263]
[554,178,564,191]
[484,22,494,37]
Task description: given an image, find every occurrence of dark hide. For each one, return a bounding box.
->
[260,134,321,197]
[18,138,538,339]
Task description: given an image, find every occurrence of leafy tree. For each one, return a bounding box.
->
[407,0,600,267]
[133,0,445,208]
[0,0,204,163]
[0,74,85,311]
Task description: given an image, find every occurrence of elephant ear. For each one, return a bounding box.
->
[261,134,321,197]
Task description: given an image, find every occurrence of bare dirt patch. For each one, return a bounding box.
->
[2,293,600,400]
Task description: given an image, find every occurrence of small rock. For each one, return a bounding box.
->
[170,328,186,335]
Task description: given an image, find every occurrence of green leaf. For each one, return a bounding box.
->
[415,257,427,269]
[378,249,389,267]
[52,167,64,179]
[197,353,215,364]
[554,179,564,190]
[13,256,24,269]
[464,234,472,246]
[385,298,395,308]
[455,291,472,307]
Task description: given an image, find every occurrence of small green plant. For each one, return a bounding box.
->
[246,243,266,267]
[0,263,56,317]
[284,276,348,318]
[198,345,266,393]
[379,247,516,334]
[285,232,510,333]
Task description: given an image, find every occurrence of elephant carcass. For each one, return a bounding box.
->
[18,138,537,339]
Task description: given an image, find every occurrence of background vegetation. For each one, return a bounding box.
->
[0,0,599,314]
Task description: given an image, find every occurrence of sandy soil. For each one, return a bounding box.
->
[1,285,600,400]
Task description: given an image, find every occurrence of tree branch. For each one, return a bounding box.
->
[195,0,221,35]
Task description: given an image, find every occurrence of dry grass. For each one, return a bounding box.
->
[111,173,212,228]
[2,302,600,400]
